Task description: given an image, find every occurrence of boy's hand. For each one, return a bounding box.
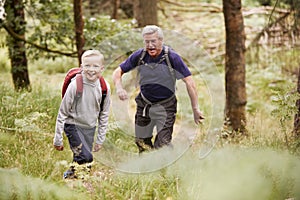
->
[93,144,102,152]
[54,145,64,151]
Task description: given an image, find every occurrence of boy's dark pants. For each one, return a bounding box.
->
[64,124,95,164]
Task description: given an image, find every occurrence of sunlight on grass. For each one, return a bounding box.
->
[169,146,300,200]
[0,168,85,200]
[0,47,299,198]
[0,1,299,198]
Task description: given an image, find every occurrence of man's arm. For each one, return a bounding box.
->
[182,75,205,124]
[112,67,128,100]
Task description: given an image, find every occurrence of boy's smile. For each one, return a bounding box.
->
[81,56,104,82]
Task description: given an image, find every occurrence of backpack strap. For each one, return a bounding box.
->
[99,76,107,111]
[62,68,82,98]
[75,74,83,99]
[74,73,83,113]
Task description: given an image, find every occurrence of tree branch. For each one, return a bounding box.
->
[1,23,77,57]
[161,0,289,15]
[247,11,291,49]
[160,0,221,12]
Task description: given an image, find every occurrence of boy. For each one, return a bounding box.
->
[53,50,110,179]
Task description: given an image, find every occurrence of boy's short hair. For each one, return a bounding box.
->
[81,50,104,64]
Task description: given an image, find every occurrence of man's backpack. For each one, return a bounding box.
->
[61,68,107,111]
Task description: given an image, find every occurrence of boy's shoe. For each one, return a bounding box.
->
[63,165,77,179]
[63,162,92,179]
[77,163,92,179]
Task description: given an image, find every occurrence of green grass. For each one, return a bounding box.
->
[0,168,85,200]
[0,49,299,198]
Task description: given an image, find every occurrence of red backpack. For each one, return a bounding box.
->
[61,68,107,111]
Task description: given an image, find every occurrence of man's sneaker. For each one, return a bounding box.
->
[136,139,153,154]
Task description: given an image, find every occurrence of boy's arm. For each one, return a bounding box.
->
[53,83,76,149]
[53,111,65,148]
[96,81,111,147]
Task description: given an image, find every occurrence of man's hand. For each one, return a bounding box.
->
[112,67,127,100]
[117,88,128,100]
[54,145,64,151]
[93,144,102,152]
[193,108,205,125]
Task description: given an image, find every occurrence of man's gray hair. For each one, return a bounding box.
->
[142,25,164,40]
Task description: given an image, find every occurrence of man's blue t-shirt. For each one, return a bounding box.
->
[120,46,191,102]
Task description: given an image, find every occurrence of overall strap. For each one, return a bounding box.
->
[138,48,147,66]
[163,46,176,83]
[138,46,176,83]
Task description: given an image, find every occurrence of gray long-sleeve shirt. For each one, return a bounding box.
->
[53,74,110,146]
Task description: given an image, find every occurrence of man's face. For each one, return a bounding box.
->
[81,55,103,82]
[143,32,163,58]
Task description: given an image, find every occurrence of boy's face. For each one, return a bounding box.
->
[81,55,104,82]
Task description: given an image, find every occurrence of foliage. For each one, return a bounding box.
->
[175,147,300,200]
[271,85,298,125]
[105,126,137,153]
[0,0,300,199]
[29,56,77,74]
[0,81,59,132]
[83,16,134,50]
[0,47,9,72]
[1,58,300,199]
[25,0,76,59]
[88,171,179,199]
[0,80,66,178]
[271,84,299,150]
[0,168,85,200]
[21,1,133,62]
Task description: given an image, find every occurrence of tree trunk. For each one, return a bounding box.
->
[5,0,30,91]
[74,0,85,65]
[293,67,300,138]
[134,0,158,27]
[111,0,120,19]
[89,0,101,16]
[223,0,247,133]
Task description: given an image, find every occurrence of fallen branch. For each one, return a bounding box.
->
[247,11,291,49]
[161,0,221,12]
[161,0,289,16]
[243,6,290,17]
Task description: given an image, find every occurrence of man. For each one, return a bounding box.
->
[112,25,204,153]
